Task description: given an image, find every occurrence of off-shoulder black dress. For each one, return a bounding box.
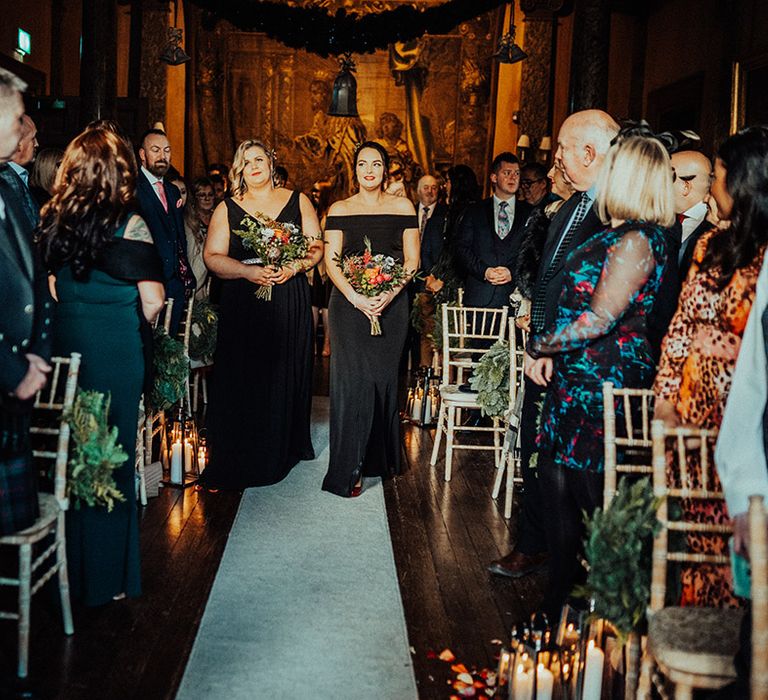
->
[322,213,416,497]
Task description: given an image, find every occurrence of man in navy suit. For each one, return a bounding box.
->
[455,152,533,309]
[136,129,193,333]
[0,113,39,230]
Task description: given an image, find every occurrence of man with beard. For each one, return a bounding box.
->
[136,129,193,332]
[0,113,39,229]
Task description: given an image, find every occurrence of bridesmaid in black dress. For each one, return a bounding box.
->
[201,140,323,489]
[322,141,420,497]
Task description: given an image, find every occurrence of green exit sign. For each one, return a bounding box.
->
[17,29,31,56]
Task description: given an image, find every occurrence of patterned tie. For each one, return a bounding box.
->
[154,180,169,213]
[530,191,591,332]
[497,201,510,239]
[420,205,430,240]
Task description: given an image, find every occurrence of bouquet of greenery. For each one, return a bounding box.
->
[335,236,412,335]
[469,339,509,418]
[233,213,308,300]
[151,327,189,411]
[578,477,661,643]
[65,390,127,511]
[189,299,218,362]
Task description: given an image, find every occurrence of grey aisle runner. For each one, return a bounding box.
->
[177,397,418,699]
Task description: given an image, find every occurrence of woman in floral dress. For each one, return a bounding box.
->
[525,135,674,616]
[654,126,768,608]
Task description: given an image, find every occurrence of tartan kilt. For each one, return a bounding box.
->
[0,401,39,536]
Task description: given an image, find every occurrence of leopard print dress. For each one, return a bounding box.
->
[654,228,763,608]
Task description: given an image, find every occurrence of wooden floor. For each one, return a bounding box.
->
[0,357,545,698]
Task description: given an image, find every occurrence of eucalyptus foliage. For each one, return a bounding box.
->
[577,477,661,643]
[469,339,509,418]
[189,300,218,361]
[151,327,189,411]
[65,390,127,511]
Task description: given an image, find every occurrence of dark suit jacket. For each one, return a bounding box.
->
[646,227,681,362]
[420,201,448,275]
[0,179,52,394]
[136,171,191,333]
[0,164,39,231]
[531,194,603,333]
[455,197,533,308]
[679,218,711,281]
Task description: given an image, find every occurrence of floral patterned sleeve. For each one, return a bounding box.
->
[653,233,710,400]
[528,230,656,358]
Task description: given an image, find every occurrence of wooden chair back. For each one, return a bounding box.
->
[440,303,509,384]
[602,382,655,508]
[177,295,194,354]
[751,494,768,700]
[649,419,729,612]
[30,353,82,507]
[152,298,174,332]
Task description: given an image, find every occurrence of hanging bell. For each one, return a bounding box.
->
[328,53,359,117]
[160,27,191,66]
[493,28,527,64]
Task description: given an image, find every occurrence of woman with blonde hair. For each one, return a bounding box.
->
[524,134,674,616]
[199,140,323,490]
[39,126,165,605]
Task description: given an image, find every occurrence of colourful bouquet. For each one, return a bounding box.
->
[233,213,309,300]
[336,236,411,335]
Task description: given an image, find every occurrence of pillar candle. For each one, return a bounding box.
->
[582,640,604,700]
[184,440,193,471]
[512,664,533,700]
[170,441,183,484]
[536,664,553,700]
[198,447,207,473]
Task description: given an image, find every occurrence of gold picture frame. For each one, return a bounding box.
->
[731,53,768,133]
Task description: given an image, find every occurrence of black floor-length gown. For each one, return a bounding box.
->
[201,191,314,489]
[322,213,417,496]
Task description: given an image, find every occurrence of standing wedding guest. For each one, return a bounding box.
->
[0,114,39,229]
[456,152,533,309]
[0,68,52,536]
[518,162,552,209]
[654,125,768,609]
[670,149,713,277]
[489,110,618,581]
[184,177,215,298]
[322,141,419,498]
[510,164,575,327]
[40,127,165,605]
[136,128,194,333]
[29,147,63,208]
[525,135,673,618]
[209,172,227,205]
[199,140,322,490]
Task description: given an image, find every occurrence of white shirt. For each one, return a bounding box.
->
[681,200,708,243]
[141,165,166,204]
[493,194,516,235]
[715,248,768,516]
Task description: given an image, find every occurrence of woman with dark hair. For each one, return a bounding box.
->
[423,163,481,297]
[199,140,323,490]
[39,127,165,605]
[28,146,63,207]
[654,125,768,609]
[322,141,419,497]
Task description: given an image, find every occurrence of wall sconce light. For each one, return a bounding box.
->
[328,53,359,117]
[517,133,531,162]
[538,135,552,163]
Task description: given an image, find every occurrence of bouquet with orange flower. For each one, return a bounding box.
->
[233,213,309,300]
[335,236,412,335]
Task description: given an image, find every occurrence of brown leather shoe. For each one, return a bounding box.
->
[488,550,548,578]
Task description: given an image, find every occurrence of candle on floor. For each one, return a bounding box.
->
[512,663,533,699]
[496,649,511,687]
[198,447,207,473]
[536,664,553,700]
[184,440,193,472]
[411,390,423,421]
[170,441,183,484]
[582,640,604,700]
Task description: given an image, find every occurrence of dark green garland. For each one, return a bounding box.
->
[65,390,127,511]
[577,477,661,644]
[468,339,509,417]
[189,300,219,362]
[151,327,190,411]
